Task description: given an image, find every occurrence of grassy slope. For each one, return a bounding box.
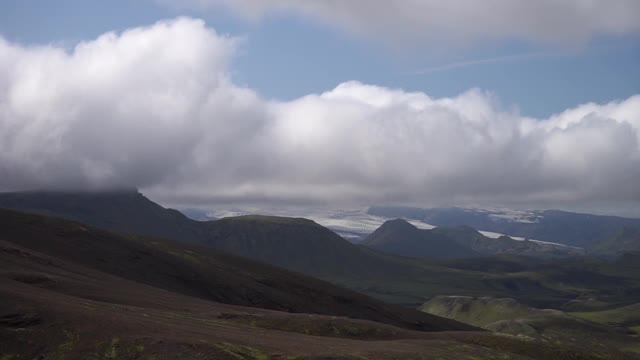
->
[435,255,640,310]
[420,296,546,327]
[570,304,640,353]
[571,303,640,334]
[420,296,640,356]
[590,228,640,256]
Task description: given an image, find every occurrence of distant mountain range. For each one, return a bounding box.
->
[6,201,637,358]
[368,206,640,248]
[363,219,584,259]
[1,190,639,309]
[205,207,435,241]
[0,190,441,280]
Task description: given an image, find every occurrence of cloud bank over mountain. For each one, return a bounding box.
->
[1,18,639,207]
[169,0,640,46]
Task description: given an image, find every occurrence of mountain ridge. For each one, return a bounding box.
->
[0,207,476,332]
[2,190,638,309]
[368,206,640,247]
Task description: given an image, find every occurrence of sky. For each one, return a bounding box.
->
[1,1,640,215]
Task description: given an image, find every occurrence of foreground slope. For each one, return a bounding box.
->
[1,210,635,359]
[0,208,474,332]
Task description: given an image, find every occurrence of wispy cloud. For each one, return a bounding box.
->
[410,51,562,75]
[165,1,640,47]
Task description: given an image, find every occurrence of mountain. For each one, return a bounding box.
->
[2,191,639,310]
[200,215,397,277]
[0,189,202,242]
[363,219,580,259]
[0,208,511,360]
[0,208,473,332]
[0,191,424,280]
[362,219,480,259]
[368,206,640,248]
[432,226,584,258]
[205,207,437,242]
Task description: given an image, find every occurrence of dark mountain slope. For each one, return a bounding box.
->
[202,215,406,277]
[0,191,416,278]
[0,190,202,242]
[0,208,476,332]
[362,219,480,259]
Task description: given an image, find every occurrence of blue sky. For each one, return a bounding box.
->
[1,0,638,118]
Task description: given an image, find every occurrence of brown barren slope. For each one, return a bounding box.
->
[1,209,636,359]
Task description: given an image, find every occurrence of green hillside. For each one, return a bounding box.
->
[420,296,640,355]
[591,227,640,256]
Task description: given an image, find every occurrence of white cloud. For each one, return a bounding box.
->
[1,17,639,209]
[166,0,640,46]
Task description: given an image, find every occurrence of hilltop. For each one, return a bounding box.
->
[362,219,480,259]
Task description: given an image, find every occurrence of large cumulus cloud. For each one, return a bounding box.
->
[1,18,639,208]
[167,0,640,46]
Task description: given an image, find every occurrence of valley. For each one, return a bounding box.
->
[4,208,635,359]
